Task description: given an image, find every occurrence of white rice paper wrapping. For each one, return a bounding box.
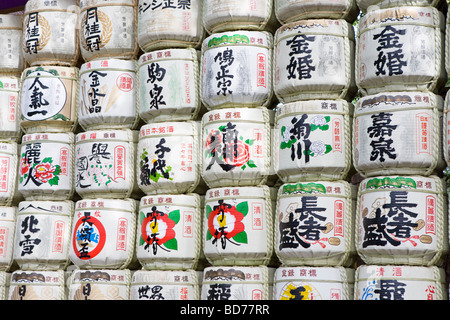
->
[8,269,65,300]
[0,271,10,300]
[273,266,354,300]
[355,265,447,300]
[357,0,447,13]
[0,14,24,74]
[0,207,16,272]
[356,6,446,96]
[22,0,80,66]
[354,91,445,177]
[130,269,199,300]
[356,175,448,266]
[13,200,73,270]
[138,48,201,123]
[201,30,273,110]
[78,59,139,130]
[137,0,204,52]
[0,142,19,206]
[136,193,204,270]
[442,89,450,165]
[79,0,139,62]
[0,76,21,142]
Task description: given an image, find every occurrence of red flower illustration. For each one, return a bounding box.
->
[223,140,250,167]
[141,212,176,247]
[20,157,31,176]
[205,129,222,151]
[208,201,245,242]
[34,162,56,183]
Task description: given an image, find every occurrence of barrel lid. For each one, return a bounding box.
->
[205,185,269,201]
[80,59,137,74]
[274,266,353,283]
[139,121,199,139]
[139,48,197,65]
[131,269,198,285]
[18,200,73,216]
[70,269,131,284]
[202,30,272,52]
[360,175,442,194]
[140,193,200,208]
[202,266,268,283]
[357,265,445,282]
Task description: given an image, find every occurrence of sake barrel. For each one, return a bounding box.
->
[201,266,270,300]
[138,48,200,123]
[22,0,80,66]
[137,121,201,195]
[356,175,448,266]
[18,132,75,201]
[274,100,353,182]
[75,129,140,199]
[137,0,204,52]
[0,142,19,206]
[8,269,65,300]
[68,269,130,300]
[356,6,446,96]
[13,200,73,270]
[20,66,78,133]
[0,271,9,300]
[355,265,446,300]
[0,14,24,74]
[274,0,359,24]
[274,19,356,103]
[203,186,274,266]
[79,59,138,130]
[136,193,203,270]
[203,0,277,33]
[273,266,354,300]
[130,269,199,300]
[275,181,356,267]
[69,198,137,269]
[201,107,271,187]
[442,90,450,165]
[0,76,21,142]
[357,0,447,13]
[201,31,273,110]
[0,207,16,272]
[354,91,445,177]
[79,0,139,62]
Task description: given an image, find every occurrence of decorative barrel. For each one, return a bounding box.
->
[355,265,446,300]
[8,269,65,300]
[354,91,445,177]
[75,129,140,199]
[68,269,130,300]
[137,0,204,52]
[0,271,9,300]
[20,66,78,133]
[0,142,19,206]
[69,198,137,269]
[78,59,138,130]
[130,269,199,300]
[274,100,353,182]
[442,90,450,165]
[137,121,201,195]
[22,0,80,66]
[203,0,276,33]
[13,200,73,270]
[136,193,203,270]
[356,175,448,266]
[0,76,21,142]
[356,6,446,96]
[0,14,24,74]
[275,181,356,267]
[203,186,274,266]
[18,132,74,201]
[202,107,271,187]
[274,19,356,103]
[274,0,359,24]
[357,0,447,13]
[0,207,16,271]
[79,0,139,62]
[201,266,270,300]
[273,266,354,300]
[138,48,200,123]
[201,30,273,110]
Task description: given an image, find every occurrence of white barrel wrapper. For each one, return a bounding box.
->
[0,271,10,300]
[0,207,16,271]
[138,48,200,123]
[130,269,199,300]
[78,59,138,130]
[355,265,446,300]
[356,6,446,96]
[273,266,354,300]
[356,175,448,266]
[22,0,80,66]
[0,14,24,74]
[8,269,65,300]
[18,132,75,201]
[0,76,21,142]
[0,142,19,206]
[357,0,447,13]
[201,31,273,110]
[136,193,203,270]
[354,91,445,177]
[69,198,137,269]
[201,265,270,300]
[274,19,356,102]
[203,186,274,266]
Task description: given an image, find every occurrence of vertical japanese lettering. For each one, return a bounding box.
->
[373,25,407,77]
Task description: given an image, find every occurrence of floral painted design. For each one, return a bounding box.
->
[20,156,61,187]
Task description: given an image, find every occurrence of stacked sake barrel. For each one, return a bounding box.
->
[270,0,360,300]
[198,0,280,301]
[353,1,449,300]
